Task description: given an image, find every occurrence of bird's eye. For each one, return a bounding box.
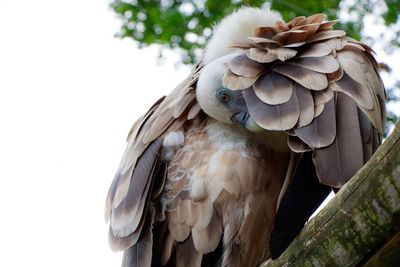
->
[218,91,230,103]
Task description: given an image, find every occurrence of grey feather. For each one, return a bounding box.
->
[253,72,293,105]
[295,83,314,127]
[122,213,153,267]
[244,85,299,131]
[273,65,328,90]
[313,93,363,187]
[287,135,312,153]
[289,55,339,73]
[313,88,334,106]
[295,98,336,148]
[331,72,374,110]
[111,139,162,238]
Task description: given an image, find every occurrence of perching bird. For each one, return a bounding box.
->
[105,7,386,267]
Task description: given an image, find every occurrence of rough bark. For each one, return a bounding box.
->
[262,121,400,267]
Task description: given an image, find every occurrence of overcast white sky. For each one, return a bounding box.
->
[0,1,399,267]
[0,1,188,266]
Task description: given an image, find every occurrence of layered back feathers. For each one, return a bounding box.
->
[220,12,386,187]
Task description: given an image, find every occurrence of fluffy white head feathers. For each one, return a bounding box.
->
[197,8,282,124]
[196,53,240,124]
[203,7,282,64]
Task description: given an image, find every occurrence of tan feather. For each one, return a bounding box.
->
[269,47,298,61]
[192,212,223,253]
[317,20,340,31]
[168,220,190,242]
[232,42,254,50]
[327,67,344,82]
[248,36,281,47]
[287,16,306,28]
[283,41,306,48]
[336,49,385,123]
[275,20,290,31]
[313,88,334,105]
[228,54,264,77]
[188,102,202,120]
[289,55,339,73]
[299,42,334,58]
[305,13,327,24]
[344,42,366,51]
[307,30,346,43]
[273,30,307,44]
[253,26,281,38]
[253,72,293,105]
[291,23,320,40]
[337,50,371,83]
[223,68,258,90]
[331,73,374,110]
[273,65,328,90]
[192,199,214,229]
[127,95,166,141]
[175,199,191,224]
[190,178,207,202]
[173,92,195,118]
[140,71,198,144]
[246,47,278,63]
[143,110,175,144]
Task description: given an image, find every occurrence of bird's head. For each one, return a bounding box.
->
[196,54,263,132]
[196,7,282,132]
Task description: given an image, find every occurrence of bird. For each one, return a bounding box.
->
[105,7,386,267]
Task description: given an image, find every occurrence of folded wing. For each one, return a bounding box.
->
[223,14,386,187]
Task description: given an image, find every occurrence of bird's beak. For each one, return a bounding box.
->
[231,112,265,132]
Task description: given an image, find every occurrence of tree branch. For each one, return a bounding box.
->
[262,121,400,266]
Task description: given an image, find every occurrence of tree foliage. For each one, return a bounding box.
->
[111,0,398,63]
[111,0,399,129]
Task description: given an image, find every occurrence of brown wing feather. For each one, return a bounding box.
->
[127,95,166,141]
[109,139,162,246]
[105,65,202,257]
